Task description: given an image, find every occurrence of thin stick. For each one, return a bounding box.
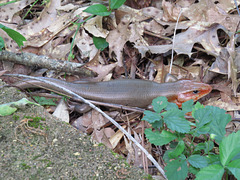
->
[169,8,183,74]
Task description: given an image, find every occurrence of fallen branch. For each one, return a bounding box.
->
[0,50,95,77]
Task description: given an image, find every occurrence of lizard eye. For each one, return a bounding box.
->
[193,90,200,94]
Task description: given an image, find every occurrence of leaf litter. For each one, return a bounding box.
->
[0,0,240,177]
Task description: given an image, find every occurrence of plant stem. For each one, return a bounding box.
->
[68,15,94,61]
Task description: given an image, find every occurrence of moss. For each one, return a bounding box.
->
[20,163,31,170]
[24,116,46,130]
[12,115,20,121]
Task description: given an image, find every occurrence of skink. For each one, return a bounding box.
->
[14,77,212,108]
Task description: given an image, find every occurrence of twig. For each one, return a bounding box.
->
[169,8,183,74]
[0,50,95,77]
[4,73,167,179]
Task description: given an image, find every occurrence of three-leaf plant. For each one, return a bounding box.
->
[142,96,239,180]
[83,0,126,51]
[0,23,26,51]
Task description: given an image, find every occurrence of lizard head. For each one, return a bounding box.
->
[174,80,212,107]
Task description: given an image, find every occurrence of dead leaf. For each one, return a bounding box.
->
[182,0,240,32]
[107,14,132,66]
[53,99,69,123]
[76,29,98,59]
[92,129,113,149]
[138,24,228,57]
[226,35,239,96]
[84,16,109,38]
[0,0,35,23]
[109,125,126,149]
[162,0,185,22]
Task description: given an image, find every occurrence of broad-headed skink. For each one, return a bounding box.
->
[13,77,212,108]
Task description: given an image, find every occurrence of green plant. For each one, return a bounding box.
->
[22,0,50,20]
[20,163,31,170]
[0,0,18,7]
[68,0,126,60]
[142,96,240,180]
[0,24,26,51]
[33,96,56,106]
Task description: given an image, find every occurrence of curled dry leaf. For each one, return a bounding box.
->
[75,29,98,59]
[84,16,109,38]
[162,0,186,22]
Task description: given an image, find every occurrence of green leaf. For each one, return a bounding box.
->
[194,143,206,152]
[206,154,221,165]
[0,23,26,48]
[0,0,18,6]
[110,0,126,10]
[162,109,191,133]
[193,101,204,111]
[194,141,214,153]
[188,155,208,168]
[188,165,199,175]
[195,164,224,180]
[208,106,231,143]
[83,4,111,16]
[226,159,240,179]
[165,102,178,111]
[220,131,240,166]
[33,96,56,106]
[165,155,188,180]
[0,36,5,50]
[181,99,194,113]
[145,129,177,146]
[151,120,163,129]
[168,140,185,159]
[163,150,173,163]
[142,110,162,124]
[193,107,212,128]
[0,105,17,116]
[195,125,210,136]
[93,36,109,51]
[0,98,39,116]
[194,106,231,143]
[152,96,168,113]
[232,152,240,160]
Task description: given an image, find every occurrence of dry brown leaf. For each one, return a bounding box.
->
[138,24,227,57]
[141,7,189,33]
[0,0,35,23]
[124,135,135,164]
[92,129,113,149]
[210,48,229,74]
[75,29,98,59]
[90,110,109,130]
[106,14,132,66]
[88,63,117,81]
[104,127,115,138]
[39,39,72,59]
[84,16,109,38]
[226,35,239,96]
[73,109,110,133]
[182,0,240,32]
[74,111,93,130]
[52,99,69,123]
[162,0,185,22]
[109,125,126,149]
[214,0,240,13]
[235,47,240,72]
[206,100,240,111]
[132,131,143,166]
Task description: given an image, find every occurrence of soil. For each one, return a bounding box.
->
[0,80,148,179]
